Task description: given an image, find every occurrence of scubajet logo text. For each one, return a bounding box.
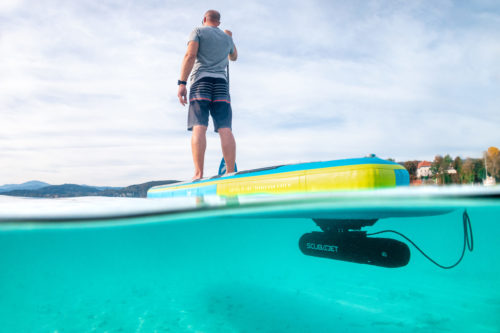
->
[306,242,338,253]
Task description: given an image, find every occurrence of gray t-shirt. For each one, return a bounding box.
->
[188,26,234,83]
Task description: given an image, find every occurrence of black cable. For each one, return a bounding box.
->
[367,210,473,269]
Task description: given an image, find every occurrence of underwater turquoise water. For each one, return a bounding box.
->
[0,190,499,332]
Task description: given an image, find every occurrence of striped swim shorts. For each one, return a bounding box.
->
[188,76,232,132]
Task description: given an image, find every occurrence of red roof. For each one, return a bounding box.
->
[417,161,432,168]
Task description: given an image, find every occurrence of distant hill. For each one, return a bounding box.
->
[1,181,179,198]
[3,184,103,198]
[0,180,50,193]
[93,186,123,191]
[98,181,180,198]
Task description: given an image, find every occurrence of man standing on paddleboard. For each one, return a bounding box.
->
[177,9,238,180]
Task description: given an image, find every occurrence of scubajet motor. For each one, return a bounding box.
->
[299,219,410,268]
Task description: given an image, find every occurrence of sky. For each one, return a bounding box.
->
[1,0,499,186]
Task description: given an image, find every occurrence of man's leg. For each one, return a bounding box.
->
[191,125,207,179]
[218,128,236,173]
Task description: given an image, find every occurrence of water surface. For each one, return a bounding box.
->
[0,187,499,332]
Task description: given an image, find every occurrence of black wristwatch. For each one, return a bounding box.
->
[177,80,187,85]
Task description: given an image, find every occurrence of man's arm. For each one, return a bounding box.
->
[229,44,238,61]
[224,30,237,61]
[177,41,199,106]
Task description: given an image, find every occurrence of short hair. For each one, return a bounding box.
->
[204,10,220,22]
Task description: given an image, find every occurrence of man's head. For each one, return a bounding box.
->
[202,10,220,26]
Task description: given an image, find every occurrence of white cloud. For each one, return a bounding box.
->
[0,0,23,13]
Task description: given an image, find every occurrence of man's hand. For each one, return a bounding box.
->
[224,29,232,37]
[178,85,187,106]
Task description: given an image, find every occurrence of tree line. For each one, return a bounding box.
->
[401,147,499,185]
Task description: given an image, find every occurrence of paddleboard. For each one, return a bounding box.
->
[147,156,410,198]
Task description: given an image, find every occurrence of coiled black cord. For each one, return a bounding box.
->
[367,210,474,269]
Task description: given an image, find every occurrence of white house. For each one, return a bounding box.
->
[416,161,432,178]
